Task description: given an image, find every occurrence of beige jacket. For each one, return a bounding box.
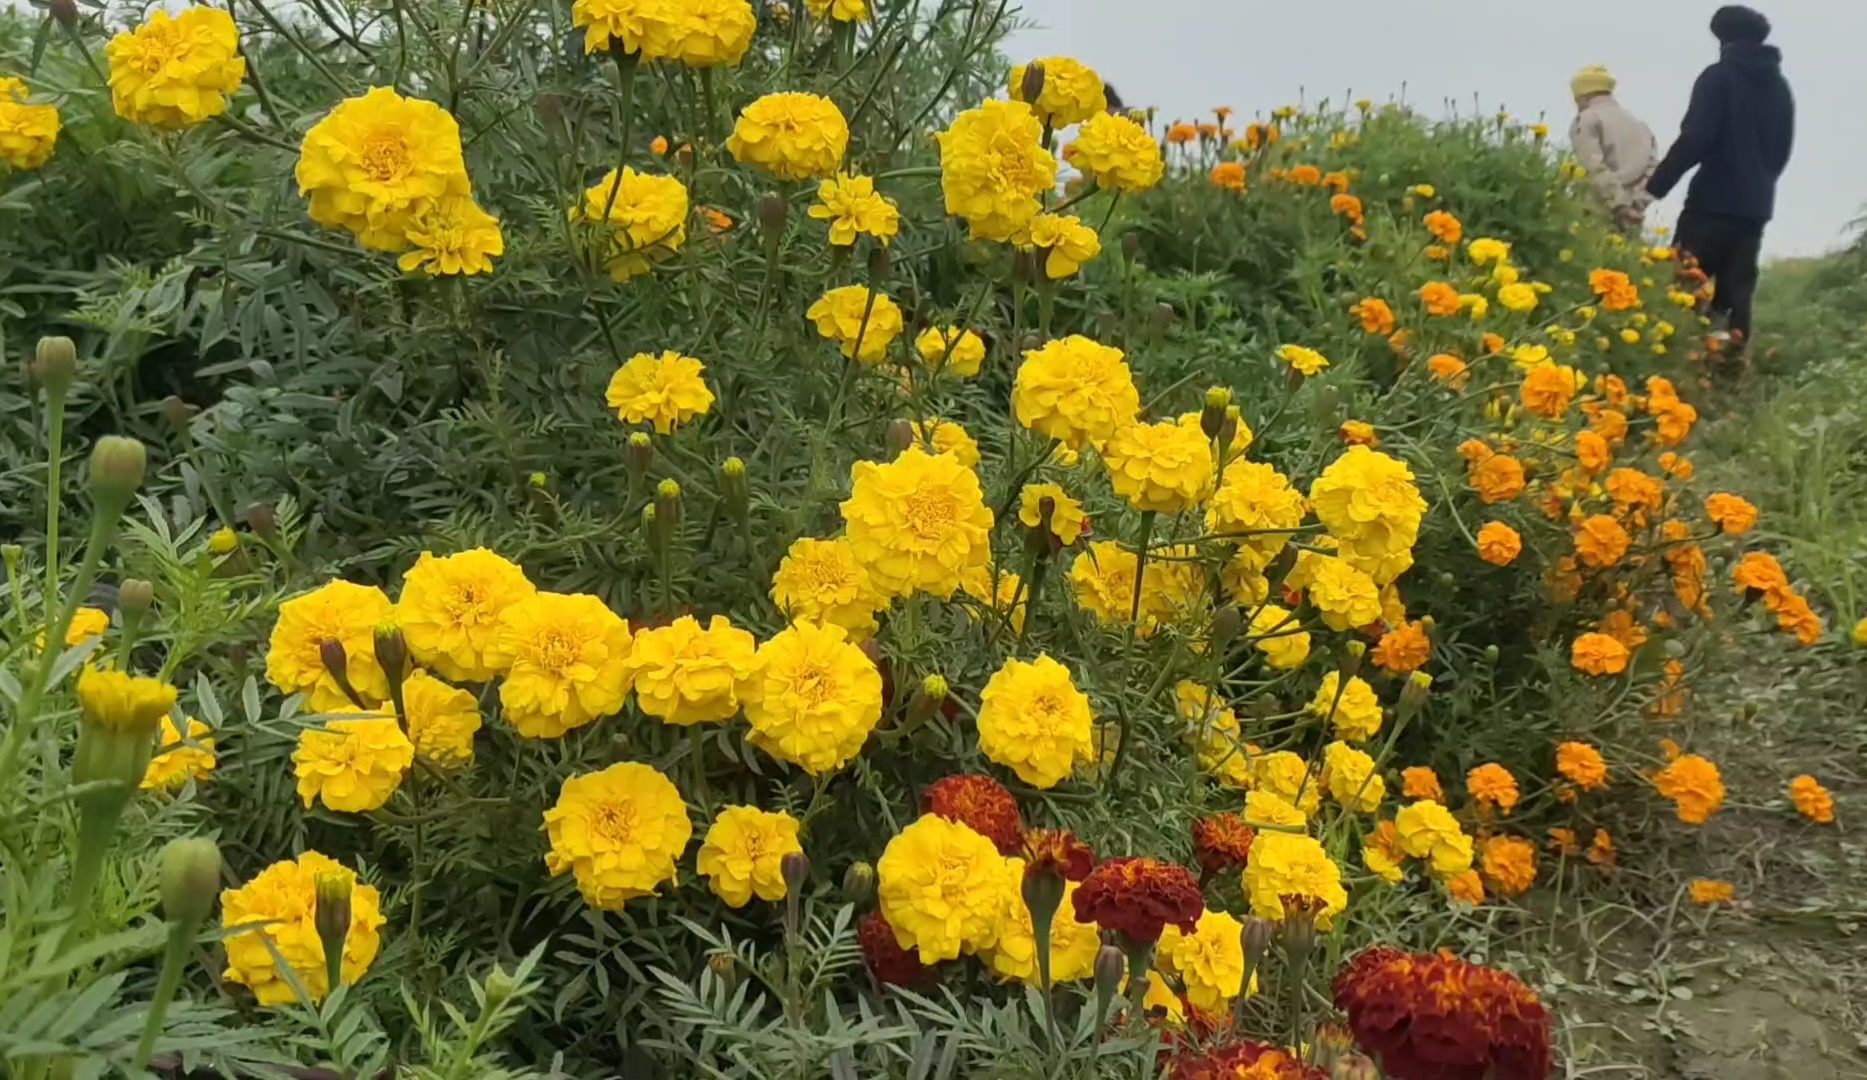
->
[1569,96,1658,211]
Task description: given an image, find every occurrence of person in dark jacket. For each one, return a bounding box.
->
[1646,4,1794,349]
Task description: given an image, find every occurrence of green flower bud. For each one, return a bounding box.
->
[160,837,222,927]
[313,872,353,991]
[89,436,147,503]
[118,578,154,616]
[1018,61,1046,109]
[841,861,875,904]
[33,336,77,396]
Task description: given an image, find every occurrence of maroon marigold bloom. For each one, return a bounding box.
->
[1071,856,1203,944]
[1022,827,1096,881]
[924,774,1025,856]
[1191,811,1256,880]
[858,910,935,989]
[1332,946,1553,1080]
[1166,1040,1328,1080]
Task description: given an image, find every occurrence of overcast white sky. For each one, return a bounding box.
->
[1007,0,1864,257]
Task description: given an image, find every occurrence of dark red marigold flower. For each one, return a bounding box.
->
[1166,1040,1328,1080]
[1191,811,1256,879]
[1022,827,1096,881]
[924,774,1025,856]
[1071,856,1203,944]
[858,910,935,989]
[1332,946,1553,1080]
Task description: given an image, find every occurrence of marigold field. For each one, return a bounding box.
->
[2,1,1862,1078]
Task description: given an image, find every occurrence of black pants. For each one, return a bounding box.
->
[1674,209,1765,343]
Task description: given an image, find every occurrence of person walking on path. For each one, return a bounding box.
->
[1646,4,1795,353]
[1569,66,1658,234]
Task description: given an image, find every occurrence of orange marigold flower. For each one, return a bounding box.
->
[1574,429,1612,474]
[1330,192,1364,224]
[1648,658,1688,719]
[1480,835,1537,897]
[1469,453,1526,504]
[1424,209,1462,244]
[1658,451,1695,479]
[1573,514,1630,569]
[1401,766,1444,802]
[1372,620,1431,674]
[1588,268,1640,311]
[1287,163,1322,186]
[1427,353,1469,388]
[1418,280,1462,317]
[1654,753,1725,824]
[1480,331,1506,355]
[1466,763,1520,814]
[1166,1041,1326,1080]
[1688,879,1735,905]
[1457,438,1493,463]
[1350,297,1395,335]
[1598,608,1649,650]
[1554,741,1608,791]
[1022,827,1097,881]
[859,909,935,987]
[1770,588,1825,646]
[1322,170,1350,193]
[1190,812,1257,879]
[1788,775,1835,824]
[1547,827,1580,857]
[1704,492,1759,534]
[1520,363,1578,419]
[1166,122,1197,145]
[1605,468,1664,520]
[1475,521,1523,566]
[1423,243,1451,260]
[923,774,1024,856]
[1333,947,1552,1080]
[1209,160,1247,191]
[1732,551,1790,596]
[1570,632,1631,676]
[1447,869,1485,904]
[1590,406,1629,444]
[1587,828,1616,867]
[1071,856,1203,944]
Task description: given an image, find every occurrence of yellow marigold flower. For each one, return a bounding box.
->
[658,0,756,66]
[936,99,1058,242]
[1466,762,1520,814]
[840,446,993,600]
[1475,521,1522,566]
[1854,616,1867,648]
[1481,835,1537,897]
[485,592,634,738]
[1068,111,1163,194]
[914,326,987,377]
[1287,551,1383,632]
[1466,237,1511,265]
[1068,539,1201,636]
[1102,417,1216,513]
[1278,344,1329,376]
[296,87,469,251]
[1251,750,1321,815]
[292,713,413,812]
[807,285,904,364]
[1401,766,1443,803]
[1248,603,1310,670]
[1008,56,1106,127]
[1307,446,1426,586]
[604,350,715,434]
[105,7,244,128]
[982,866,1099,983]
[1018,482,1089,546]
[696,805,803,907]
[1704,492,1759,535]
[977,654,1095,789]
[1655,753,1725,824]
[396,549,537,683]
[221,851,383,1006]
[1022,212,1101,279]
[739,621,883,774]
[1323,740,1385,812]
[805,0,868,19]
[808,172,899,246]
[1207,459,1306,559]
[1394,799,1473,876]
[1555,741,1608,792]
[544,760,691,909]
[399,669,480,767]
[74,668,176,737]
[1176,682,1252,788]
[961,565,1028,634]
[571,0,680,55]
[1688,878,1735,905]
[1308,671,1383,743]
[624,614,757,726]
[50,605,112,648]
[572,166,688,281]
[204,526,239,555]
[0,76,59,170]
[142,715,216,790]
[1157,908,1247,1011]
[770,536,883,640]
[1497,282,1539,312]
[1243,832,1347,927]
[396,195,504,276]
[266,580,395,712]
[909,418,980,469]
[1244,788,1308,829]
[1363,820,1407,884]
[1789,775,1835,824]
[728,91,848,181]
[878,813,1014,962]
[1012,335,1139,451]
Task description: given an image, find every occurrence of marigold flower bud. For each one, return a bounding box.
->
[313,872,352,990]
[707,952,738,989]
[160,837,222,926]
[780,851,811,894]
[245,502,278,542]
[32,336,77,396]
[867,243,892,282]
[1242,916,1274,970]
[842,861,876,904]
[161,395,192,430]
[483,966,518,1005]
[884,418,915,456]
[655,478,683,532]
[1332,1055,1380,1080]
[1200,386,1231,438]
[2,544,21,570]
[48,0,77,28]
[921,673,949,700]
[1339,639,1366,680]
[373,624,409,689]
[118,578,154,616]
[1312,384,1341,426]
[757,191,787,245]
[721,457,750,518]
[1020,861,1067,937]
[1019,61,1046,112]
[1122,232,1142,260]
[626,431,655,478]
[89,436,147,503]
[1149,301,1174,332]
[1482,644,1500,666]
[1093,943,1125,1011]
[1210,604,1242,652]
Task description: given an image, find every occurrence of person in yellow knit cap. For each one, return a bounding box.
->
[1568,65,1658,233]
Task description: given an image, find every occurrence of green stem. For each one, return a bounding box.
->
[41,388,66,633]
[598,51,642,225]
[1,511,117,787]
[132,922,197,1071]
[689,726,711,816]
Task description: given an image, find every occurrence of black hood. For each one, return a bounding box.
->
[1721,42,1783,73]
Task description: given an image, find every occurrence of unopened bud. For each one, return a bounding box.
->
[1095,310,1118,339]
[655,479,683,539]
[33,336,77,396]
[707,952,738,989]
[1019,333,1043,354]
[885,419,915,456]
[903,673,949,732]
[1121,232,1141,260]
[867,243,891,282]
[160,837,222,927]
[626,431,655,478]
[1332,1056,1379,1080]
[118,578,154,616]
[780,851,811,895]
[1312,384,1341,426]
[483,966,518,1004]
[1210,604,1242,652]
[757,192,787,245]
[1019,61,1046,109]
[1149,302,1174,332]
[1093,943,1125,1010]
[245,502,277,541]
[318,638,348,684]
[89,436,147,503]
[1398,670,1433,722]
[161,395,191,431]
[1482,644,1500,666]
[313,873,352,984]
[721,457,749,518]
[2,544,21,571]
[841,861,876,904]
[1242,917,1274,970]
[1220,405,1242,449]
[48,0,77,27]
[1339,639,1366,680]
[1285,363,1307,392]
[1020,861,1067,936]
[374,624,408,688]
[1200,386,1231,438]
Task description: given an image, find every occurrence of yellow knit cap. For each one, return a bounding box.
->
[1571,65,1616,98]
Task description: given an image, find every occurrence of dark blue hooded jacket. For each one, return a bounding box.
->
[1647,42,1795,221]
